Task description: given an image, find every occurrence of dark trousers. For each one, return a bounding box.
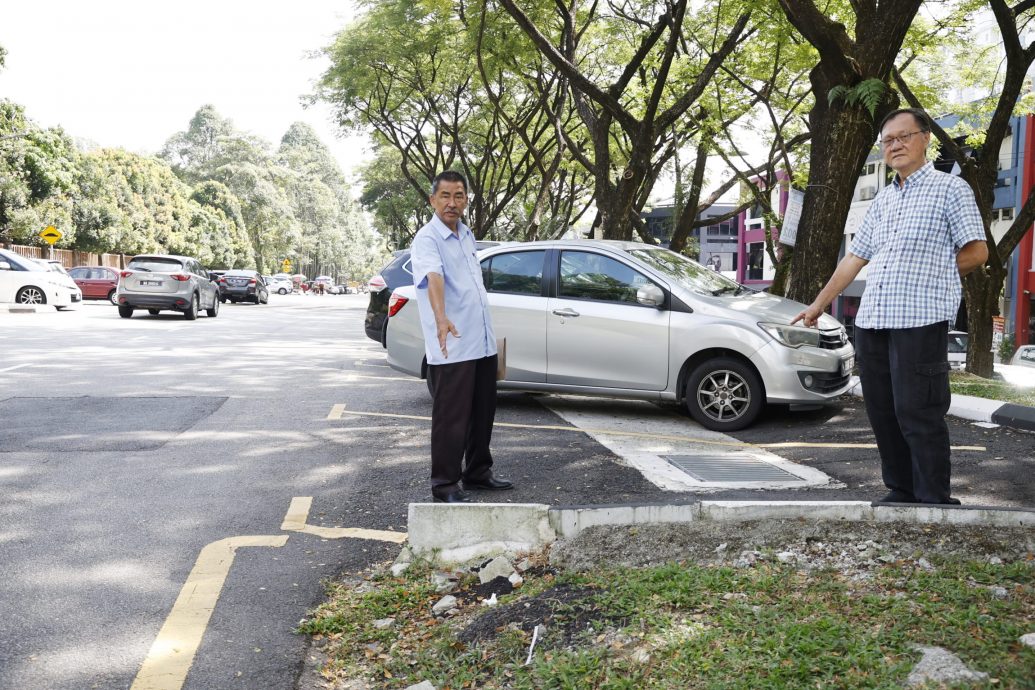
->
[856,322,953,503]
[427,355,498,493]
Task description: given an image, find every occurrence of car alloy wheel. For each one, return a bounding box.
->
[685,357,763,431]
[16,286,46,305]
[108,290,118,305]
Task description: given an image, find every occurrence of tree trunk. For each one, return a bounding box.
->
[785,67,891,304]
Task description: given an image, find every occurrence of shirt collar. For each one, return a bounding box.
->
[893,161,933,189]
[430,213,471,240]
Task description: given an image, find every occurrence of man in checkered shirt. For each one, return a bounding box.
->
[793,108,988,505]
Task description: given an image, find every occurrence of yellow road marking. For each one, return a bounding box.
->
[327,406,986,452]
[131,535,288,690]
[281,496,407,543]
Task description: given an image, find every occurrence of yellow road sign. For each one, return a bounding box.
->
[281,259,292,271]
[39,226,63,245]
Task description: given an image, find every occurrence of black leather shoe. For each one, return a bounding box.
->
[433,490,473,503]
[463,476,514,491]
[872,490,918,505]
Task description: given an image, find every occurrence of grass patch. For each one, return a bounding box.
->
[301,556,1035,689]
[950,371,1035,407]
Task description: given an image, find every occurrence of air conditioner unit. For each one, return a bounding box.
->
[859,186,876,201]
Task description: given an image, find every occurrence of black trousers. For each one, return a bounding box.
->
[427,355,498,493]
[856,322,953,503]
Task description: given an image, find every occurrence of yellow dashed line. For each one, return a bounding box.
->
[327,405,986,452]
[131,535,288,690]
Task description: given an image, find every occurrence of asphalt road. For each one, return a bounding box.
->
[2,293,1033,689]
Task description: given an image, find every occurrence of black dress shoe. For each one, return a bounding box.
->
[872,490,918,505]
[463,476,514,491]
[433,490,473,503]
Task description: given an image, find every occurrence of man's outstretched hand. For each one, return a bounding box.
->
[436,319,460,357]
[790,305,822,328]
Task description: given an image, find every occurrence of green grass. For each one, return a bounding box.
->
[300,558,1035,689]
[950,371,1035,407]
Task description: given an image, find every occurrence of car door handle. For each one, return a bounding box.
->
[552,308,580,317]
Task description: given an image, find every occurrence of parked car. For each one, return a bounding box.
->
[1011,344,1035,368]
[34,260,83,308]
[948,330,968,369]
[217,269,269,304]
[366,242,499,346]
[0,248,80,309]
[69,265,120,304]
[116,254,220,319]
[267,276,294,295]
[386,240,855,432]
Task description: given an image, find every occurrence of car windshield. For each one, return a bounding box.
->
[1,251,46,272]
[129,258,184,272]
[948,333,969,353]
[626,246,744,296]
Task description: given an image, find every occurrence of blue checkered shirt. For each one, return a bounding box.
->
[849,162,985,329]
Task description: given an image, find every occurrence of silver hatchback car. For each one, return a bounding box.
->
[386,240,855,431]
[116,254,220,320]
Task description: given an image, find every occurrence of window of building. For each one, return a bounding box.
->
[747,243,764,280]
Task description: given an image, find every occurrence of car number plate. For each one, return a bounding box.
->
[140,280,162,286]
[841,356,855,376]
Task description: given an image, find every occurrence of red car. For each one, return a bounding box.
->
[68,265,120,305]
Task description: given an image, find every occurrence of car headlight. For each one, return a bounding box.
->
[758,322,823,348]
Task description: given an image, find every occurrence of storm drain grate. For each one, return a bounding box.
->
[663,454,801,482]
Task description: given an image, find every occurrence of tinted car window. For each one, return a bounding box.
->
[69,267,89,279]
[480,251,545,295]
[128,257,184,272]
[558,251,651,304]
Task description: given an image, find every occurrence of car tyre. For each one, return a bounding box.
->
[184,294,199,320]
[206,296,219,318]
[118,305,133,319]
[15,286,46,305]
[108,289,118,305]
[148,309,160,315]
[278,287,288,295]
[685,357,764,432]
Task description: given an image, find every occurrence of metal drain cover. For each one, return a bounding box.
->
[664,454,801,482]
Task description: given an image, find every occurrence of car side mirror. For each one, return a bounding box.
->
[636,283,665,308]
[0,261,10,271]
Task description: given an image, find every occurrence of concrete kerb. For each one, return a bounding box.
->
[848,374,1035,432]
[405,501,1035,565]
[0,304,42,314]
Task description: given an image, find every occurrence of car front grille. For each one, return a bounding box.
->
[819,329,848,350]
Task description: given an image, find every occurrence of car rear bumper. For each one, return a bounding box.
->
[117,293,192,310]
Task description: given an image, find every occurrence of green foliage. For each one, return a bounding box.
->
[827,79,887,119]
[304,556,1035,689]
[998,333,1017,364]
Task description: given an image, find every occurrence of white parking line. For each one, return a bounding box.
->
[536,396,840,492]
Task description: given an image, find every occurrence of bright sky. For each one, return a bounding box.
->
[0,1,368,184]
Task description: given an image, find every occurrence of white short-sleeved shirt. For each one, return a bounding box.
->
[849,162,985,329]
[409,215,496,365]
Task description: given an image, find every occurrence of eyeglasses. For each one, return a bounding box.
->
[879,130,926,149]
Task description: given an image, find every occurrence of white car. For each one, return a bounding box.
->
[0,248,81,309]
[386,240,855,431]
[267,276,294,295]
[1011,344,1035,368]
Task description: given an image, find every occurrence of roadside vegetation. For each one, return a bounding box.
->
[301,551,1035,689]
[950,371,1035,408]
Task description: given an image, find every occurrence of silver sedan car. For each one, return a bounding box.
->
[386,240,855,431]
[116,254,220,320]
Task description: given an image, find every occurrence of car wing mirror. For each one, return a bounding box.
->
[636,283,665,308]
